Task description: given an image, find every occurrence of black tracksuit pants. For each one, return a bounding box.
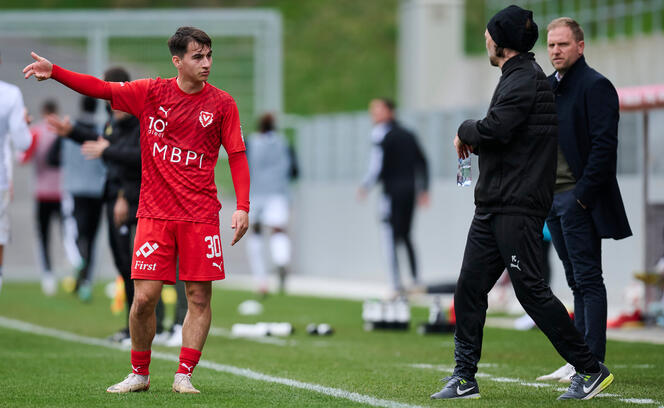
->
[36,200,61,274]
[453,213,599,379]
[73,196,104,286]
[382,191,418,291]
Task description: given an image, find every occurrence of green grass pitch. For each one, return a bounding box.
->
[0,282,662,407]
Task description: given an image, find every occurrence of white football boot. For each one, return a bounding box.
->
[106,373,150,393]
[536,363,575,382]
[172,373,200,394]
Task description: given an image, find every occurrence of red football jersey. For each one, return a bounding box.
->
[109,78,245,225]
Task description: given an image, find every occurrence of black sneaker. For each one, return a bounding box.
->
[557,363,614,400]
[430,376,480,400]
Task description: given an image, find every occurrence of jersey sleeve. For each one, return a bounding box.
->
[228,151,250,212]
[8,89,32,152]
[220,96,246,154]
[109,79,152,118]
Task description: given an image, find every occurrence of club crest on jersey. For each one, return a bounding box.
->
[199,111,214,127]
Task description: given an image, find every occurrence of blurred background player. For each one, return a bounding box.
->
[0,50,32,293]
[246,113,294,294]
[358,98,429,297]
[48,68,150,340]
[20,99,63,296]
[49,96,106,301]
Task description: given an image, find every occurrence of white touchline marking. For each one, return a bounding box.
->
[619,399,657,404]
[492,377,520,383]
[613,364,655,369]
[208,327,296,347]
[0,317,424,408]
[409,363,662,405]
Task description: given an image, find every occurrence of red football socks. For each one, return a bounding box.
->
[176,347,202,375]
[130,349,151,376]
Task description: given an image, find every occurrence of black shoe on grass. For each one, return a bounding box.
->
[557,363,614,400]
[430,376,480,400]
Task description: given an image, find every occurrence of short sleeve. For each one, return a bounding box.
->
[220,96,246,154]
[109,79,152,118]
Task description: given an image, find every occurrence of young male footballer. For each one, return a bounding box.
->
[24,26,250,394]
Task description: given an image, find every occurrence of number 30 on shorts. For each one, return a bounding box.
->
[205,235,222,258]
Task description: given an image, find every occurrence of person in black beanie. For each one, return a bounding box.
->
[430,5,614,401]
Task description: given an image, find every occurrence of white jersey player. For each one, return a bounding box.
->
[0,55,33,292]
[246,113,294,294]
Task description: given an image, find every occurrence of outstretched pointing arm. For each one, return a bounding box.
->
[23,52,112,100]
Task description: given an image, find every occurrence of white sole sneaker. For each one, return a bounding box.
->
[106,373,150,393]
[173,373,200,394]
[41,274,56,296]
[536,363,575,381]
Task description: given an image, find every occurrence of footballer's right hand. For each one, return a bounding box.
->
[23,52,53,81]
[230,210,249,246]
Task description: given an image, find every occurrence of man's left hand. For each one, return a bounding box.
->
[231,210,249,246]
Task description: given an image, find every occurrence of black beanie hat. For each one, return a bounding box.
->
[487,5,538,52]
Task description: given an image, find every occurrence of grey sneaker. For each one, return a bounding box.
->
[557,363,614,400]
[106,373,150,393]
[431,376,480,400]
[173,373,200,394]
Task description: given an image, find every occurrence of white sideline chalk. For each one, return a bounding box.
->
[0,316,424,408]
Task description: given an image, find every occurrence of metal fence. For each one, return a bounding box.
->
[292,108,651,183]
[488,0,664,39]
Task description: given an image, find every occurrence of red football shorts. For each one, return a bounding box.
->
[131,218,225,284]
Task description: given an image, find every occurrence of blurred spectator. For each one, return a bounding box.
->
[49,96,106,301]
[358,98,429,297]
[246,113,296,294]
[0,51,32,293]
[48,66,149,341]
[20,100,63,296]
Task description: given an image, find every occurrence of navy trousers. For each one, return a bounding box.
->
[546,190,606,362]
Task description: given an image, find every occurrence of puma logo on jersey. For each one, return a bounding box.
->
[159,106,172,117]
[199,111,214,127]
[510,255,521,271]
[212,262,222,271]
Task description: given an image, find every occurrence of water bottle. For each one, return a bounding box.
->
[429,296,443,324]
[457,157,472,187]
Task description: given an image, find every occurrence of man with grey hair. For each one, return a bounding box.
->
[431,6,613,401]
[537,17,631,382]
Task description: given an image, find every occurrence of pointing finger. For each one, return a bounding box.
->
[231,230,240,246]
[30,51,42,61]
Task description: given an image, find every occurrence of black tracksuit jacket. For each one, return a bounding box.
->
[69,115,141,212]
[458,52,558,218]
[379,121,429,198]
